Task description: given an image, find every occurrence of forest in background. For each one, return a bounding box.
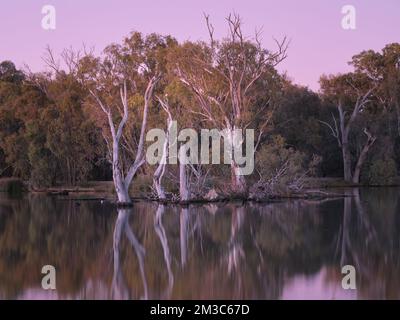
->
[0,15,400,202]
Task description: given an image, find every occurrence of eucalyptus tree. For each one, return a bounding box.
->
[351,43,400,135]
[79,32,175,203]
[171,14,287,194]
[150,71,210,201]
[0,61,28,178]
[0,61,53,184]
[150,97,173,200]
[319,72,377,183]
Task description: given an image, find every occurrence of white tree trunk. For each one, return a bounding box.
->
[230,160,247,194]
[352,129,376,184]
[179,144,191,202]
[152,110,172,200]
[322,91,376,183]
[111,137,131,204]
[114,177,131,203]
[225,125,247,194]
[90,77,159,204]
[153,153,167,200]
[341,141,353,182]
[338,105,353,182]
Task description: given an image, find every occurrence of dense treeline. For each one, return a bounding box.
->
[0,16,399,200]
[0,61,109,187]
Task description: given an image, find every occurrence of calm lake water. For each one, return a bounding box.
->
[0,188,399,300]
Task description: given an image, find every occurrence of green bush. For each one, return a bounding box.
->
[255,135,307,193]
[367,158,397,185]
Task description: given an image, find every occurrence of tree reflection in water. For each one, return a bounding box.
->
[112,207,147,299]
[0,189,400,299]
[154,205,173,298]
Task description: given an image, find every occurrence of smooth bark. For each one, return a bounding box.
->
[90,76,159,203]
[179,144,191,202]
[153,98,173,200]
[352,129,376,183]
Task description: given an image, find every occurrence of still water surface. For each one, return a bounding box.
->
[0,188,399,299]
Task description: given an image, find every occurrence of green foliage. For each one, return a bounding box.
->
[366,158,397,185]
[1,38,400,190]
[255,135,306,192]
[0,62,105,187]
[25,121,57,188]
[42,75,101,185]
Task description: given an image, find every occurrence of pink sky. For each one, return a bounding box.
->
[0,0,399,90]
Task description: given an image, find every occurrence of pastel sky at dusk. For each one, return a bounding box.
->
[0,0,399,90]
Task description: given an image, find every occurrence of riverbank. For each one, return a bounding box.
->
[1,177,399,205]
[304,177,400,188]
